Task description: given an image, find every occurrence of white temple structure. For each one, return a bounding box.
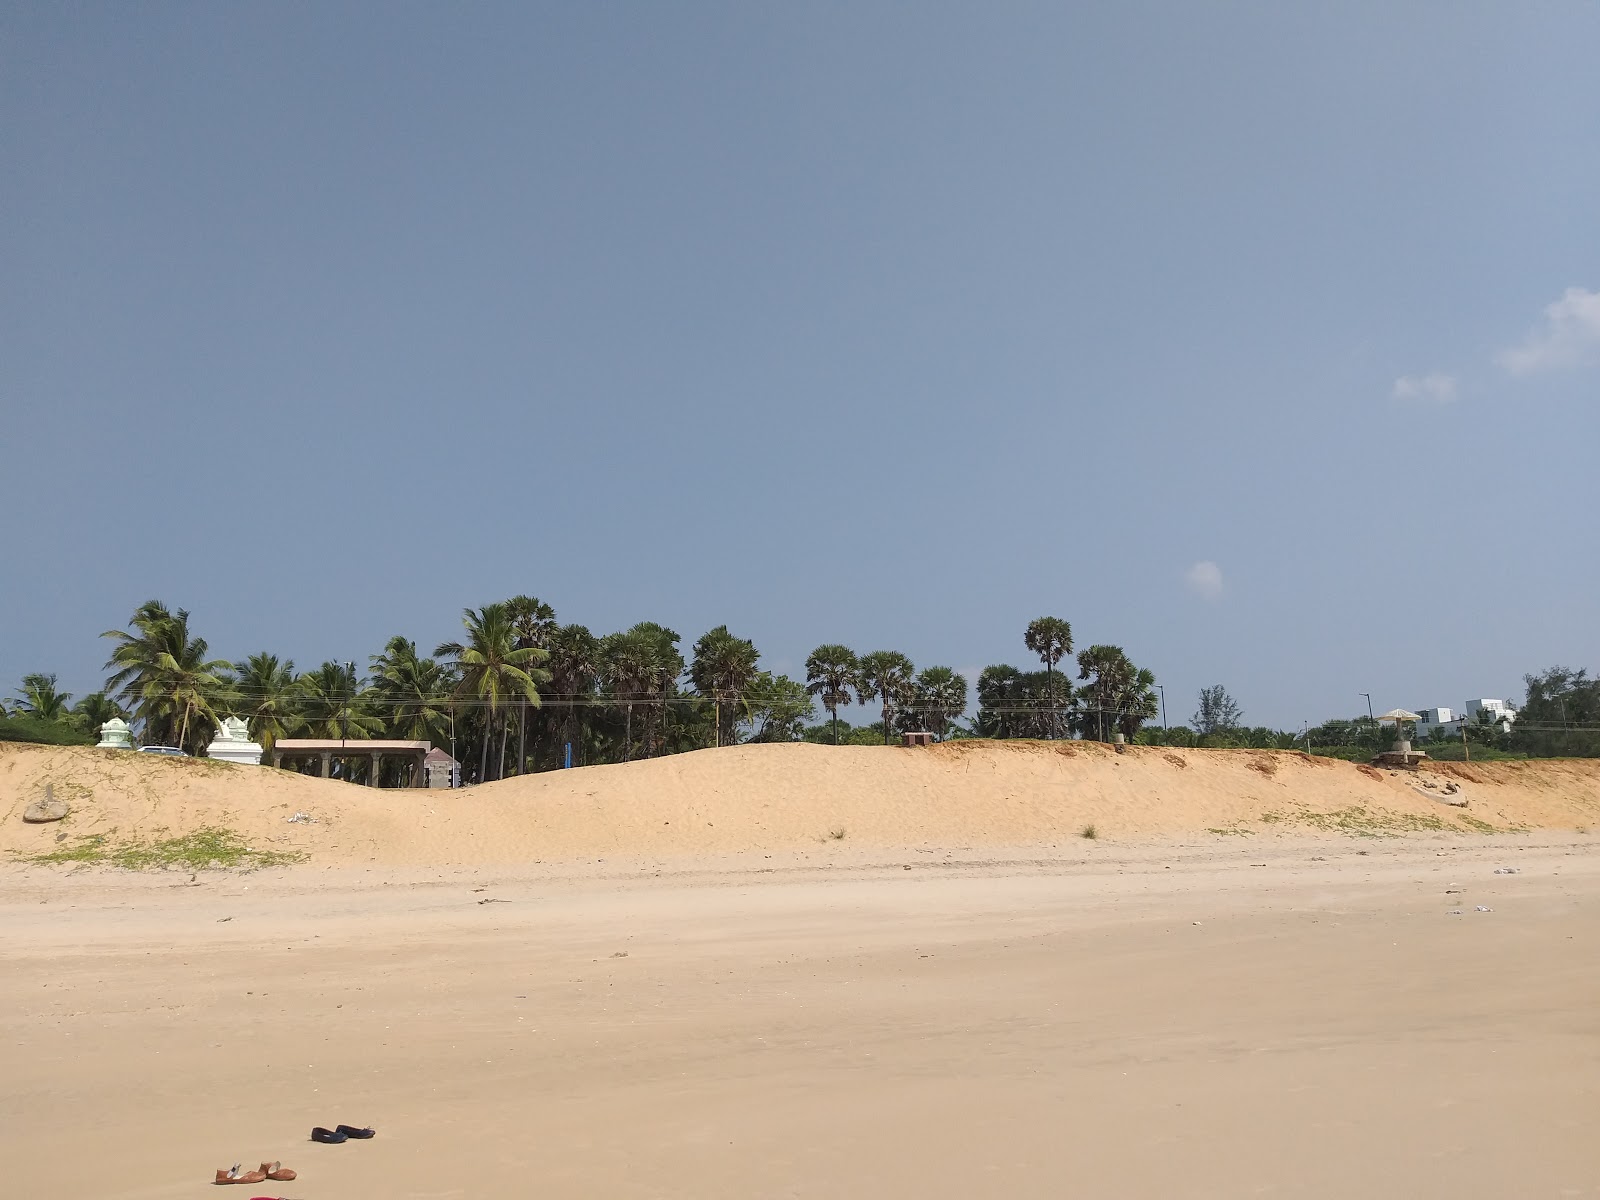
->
[206,717,264,766]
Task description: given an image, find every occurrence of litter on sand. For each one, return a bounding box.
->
[1476,905,1493,912]
[1493,867,1520,874]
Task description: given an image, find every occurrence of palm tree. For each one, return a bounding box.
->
[159,647,232,754]
[231,652,302,754]
[1075,644,1143,742]
[857,651,916,744]
[102,600,191,744]
[629,623,684,758]
[599,628,653,762]
[15,673,73,721]
[546,624,600,766]
[368,638,451,747]
[505,596,557,775]
[912,666,968,742]
[975,665,1022,739]
[689,625,761,747]
[805,644,861,745]
[297,661,385,745]
[71,691,125,739]
[102,602,232,751]
[435,603,549,783]
[1024,617,1073,739]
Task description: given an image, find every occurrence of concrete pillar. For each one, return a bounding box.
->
[370,753,383,787]
[320,751,332,778]
[415,751,427,787]
[272,751,282,769]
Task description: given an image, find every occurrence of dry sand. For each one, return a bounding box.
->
[4,740,1599,866]
[4,742,1599,1197]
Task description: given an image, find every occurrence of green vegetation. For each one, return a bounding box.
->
[11,601,1595,783]
[0,713,96,746]
[1080,822,1098,839]
[16,827,303,871]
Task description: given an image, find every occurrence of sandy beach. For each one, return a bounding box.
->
[5,830,1598,1199]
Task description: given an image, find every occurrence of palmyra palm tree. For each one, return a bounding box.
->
[857,650,916,744]
[805,644,861,745]
[435,603,549,783]
[689,625,760,747]
[546,623,600,766]
[912,666,968,742]
[505,596,557,775]
[1024,617,1073,739]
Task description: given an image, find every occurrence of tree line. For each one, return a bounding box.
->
[5,600,1593,773]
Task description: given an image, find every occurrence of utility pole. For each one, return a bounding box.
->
[1155,684,1167,731]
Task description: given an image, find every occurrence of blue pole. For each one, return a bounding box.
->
[564,742,572,769]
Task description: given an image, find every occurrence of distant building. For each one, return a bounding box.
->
[1465,698,1517,733]
[1413,699,1518,739]
[424,747,460,789]
[1416,707,1456,739]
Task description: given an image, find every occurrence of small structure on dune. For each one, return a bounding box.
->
[901,731,935,747]
[206,716,264,766]
[1371,708,1429,769]
[272,739,431,788]
[424,747,460,789]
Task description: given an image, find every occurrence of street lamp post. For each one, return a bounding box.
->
[1360,692,1373,721]
[1155,684,1167,731]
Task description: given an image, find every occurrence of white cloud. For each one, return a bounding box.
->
[1184,561,1223,600]
[1392,372,1458,404]
[1495,287,1600,374]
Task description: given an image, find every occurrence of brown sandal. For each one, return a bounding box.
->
[214,1164,267,1184]
[260,1161,297,1181]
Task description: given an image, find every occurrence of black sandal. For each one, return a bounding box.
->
[335,1124,376,1139]
[311,1127,347,1144]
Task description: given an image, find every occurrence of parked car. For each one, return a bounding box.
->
[136,745,188,757]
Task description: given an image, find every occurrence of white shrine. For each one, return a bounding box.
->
[206,716,264,766]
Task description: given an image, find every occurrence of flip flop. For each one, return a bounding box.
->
[259,1162,297,1181]
[310,1127,346,1144]
[215,1165,268,1184]
[335,1124,376,1139]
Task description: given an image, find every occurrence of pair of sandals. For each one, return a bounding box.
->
[312,1124,376,1144]
[214,1160,295,1185]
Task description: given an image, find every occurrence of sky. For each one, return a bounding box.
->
[3,1,1598,731]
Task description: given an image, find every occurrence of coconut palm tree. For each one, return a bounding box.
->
[435,603,549,783]
[230,652,302,754]
[368,638,451,747]
[102,600,192,744]
[296,661,385,745]
[160,648,232,754]
[1024,617,1073,739]
[857,651,916,744]
[70,691,125,739]
[15,673,73,721]
[689,625,761,747]
[804,644,861,745]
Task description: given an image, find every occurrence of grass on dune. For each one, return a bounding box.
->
[16,826,303,871]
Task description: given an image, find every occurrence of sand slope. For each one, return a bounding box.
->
[3,739,1598,866]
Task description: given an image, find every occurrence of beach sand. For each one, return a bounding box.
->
[4,834,1598,1199]
[4,741,1598,1196]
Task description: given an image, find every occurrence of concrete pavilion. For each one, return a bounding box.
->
[271,739,430,788]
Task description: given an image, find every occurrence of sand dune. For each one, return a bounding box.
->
[5,739,1598,867]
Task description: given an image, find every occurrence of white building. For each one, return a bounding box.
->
[1465,698,1517,733]
[1414,699,1518,739]
[1415,707,1456,739]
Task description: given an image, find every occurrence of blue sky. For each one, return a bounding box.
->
[4,2,1597,730]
